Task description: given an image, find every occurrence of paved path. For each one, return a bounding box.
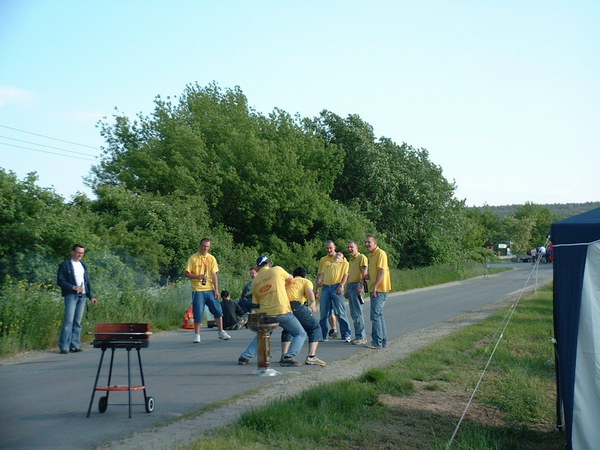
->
[0,264,552,449]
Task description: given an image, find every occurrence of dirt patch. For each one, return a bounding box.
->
[379,381,505,428]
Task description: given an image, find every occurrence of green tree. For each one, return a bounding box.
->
[90,185,214,280]
[308,111,464,268]
[0,170,97,283]
[514,202,555,247]
[91,83,373,256]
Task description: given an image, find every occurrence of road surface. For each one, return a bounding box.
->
[0,263,552,448]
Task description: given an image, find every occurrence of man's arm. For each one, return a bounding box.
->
[306,285,317,313]
[337,273,348,295]
[315,273,324,298]
[212,272,220,298]
[372,268,385,297]
[184,271,203,280]
[235,302,245,316]
[358,266,368,293]
[240,282,251,300]
[57,262,80,294]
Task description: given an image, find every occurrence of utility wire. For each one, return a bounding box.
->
[0,142,97,162]
[0,135,99,157]
[446,239,550,449]
[0,124,100,150]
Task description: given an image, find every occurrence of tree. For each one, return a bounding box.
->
[0,170,98,283]
[514,202,555,248]
[91,83,372,255]
[308,111,464,267]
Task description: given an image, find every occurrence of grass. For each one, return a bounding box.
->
[0,276,191,356]
[0,260,508,357]
[390,260,507,292]
[183,283,565,449]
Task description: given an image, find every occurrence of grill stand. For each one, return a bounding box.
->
[86,323,153,418]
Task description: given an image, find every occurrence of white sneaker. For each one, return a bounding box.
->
[218,330,231,340]
[193,334,201,343]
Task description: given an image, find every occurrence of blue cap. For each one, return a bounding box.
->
[256,256,270,267]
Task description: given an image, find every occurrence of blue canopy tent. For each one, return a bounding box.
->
[551,207,600,449]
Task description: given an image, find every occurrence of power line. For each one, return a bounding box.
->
[0,142,97,162]
[0,124,101,150]
[0,135,99,157]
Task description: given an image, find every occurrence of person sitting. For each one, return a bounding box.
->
[220,290,248,330]
[239,267,257,314]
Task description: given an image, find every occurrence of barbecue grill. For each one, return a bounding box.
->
[86,323,154,418]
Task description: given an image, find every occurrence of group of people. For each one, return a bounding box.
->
[529,245,552,264]
[185,235,391,367]
[56,235,391,368]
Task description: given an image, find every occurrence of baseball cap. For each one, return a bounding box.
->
[256,256,270,267]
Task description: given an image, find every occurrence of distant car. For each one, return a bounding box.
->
[519,255,532,263]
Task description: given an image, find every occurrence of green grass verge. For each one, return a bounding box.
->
[183,284,565,449]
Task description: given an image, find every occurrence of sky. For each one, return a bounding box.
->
[1,1,599,207]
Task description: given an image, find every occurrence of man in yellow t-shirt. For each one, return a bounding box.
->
[184,238,231,343]
[315,241,352,342]
[238,256,307,367]
[345,240,368,345]
[364,234,391,349]
[281,267,326,366]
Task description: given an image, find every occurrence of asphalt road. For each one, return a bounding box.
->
[0,263,552,449]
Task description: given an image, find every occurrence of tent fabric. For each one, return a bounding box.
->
[552,207,600,450]
[572,242,600,450]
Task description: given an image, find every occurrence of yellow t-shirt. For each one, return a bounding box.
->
[318,255,334,275]
[251,266,292,315]
[286,277,313,303]
[368,247,391,293]
[320,257,349,285]
[348,253,368,283]
[185,253,218,292]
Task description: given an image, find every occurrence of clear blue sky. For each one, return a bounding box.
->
[1,1,598,206]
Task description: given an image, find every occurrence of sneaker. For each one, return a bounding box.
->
[238,356,250,365]
[280,355,301,367]
[344,336,352,343]
[193,334,201,343]
[59,349,68,354]
[218,330,231,340]
[305,356,327,366]
[365,343,382,349]
[351,338,367,345]
[328,328,338,338]
[69,348,83,353]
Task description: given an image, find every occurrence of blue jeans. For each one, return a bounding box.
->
[192,291,223,323]
[370,292,388,347]
[59,293,87,350]
[347,282,365,340]
[240,312,306,359]
[318,284,351,340]
[282,302,322,343]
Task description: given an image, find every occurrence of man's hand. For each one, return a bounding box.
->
[91,297,98,304]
